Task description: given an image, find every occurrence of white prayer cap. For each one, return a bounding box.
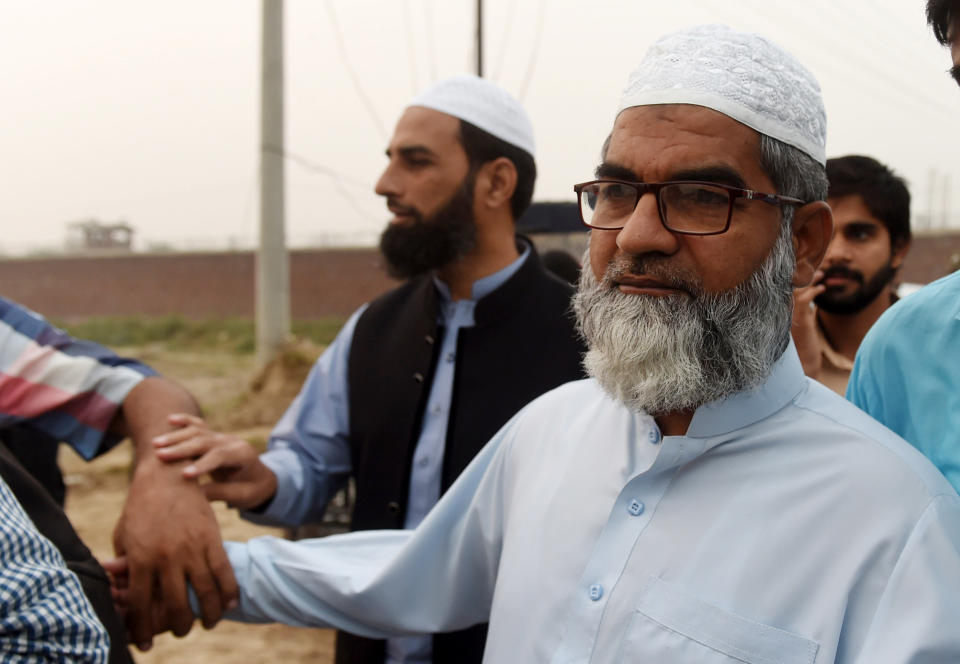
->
[409,74,536,158]
[619,25,827,166]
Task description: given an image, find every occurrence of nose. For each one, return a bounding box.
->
[615,191,681,257]
[822,234,851,266]
[375,161,399,198]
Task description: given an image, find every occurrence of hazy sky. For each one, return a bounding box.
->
[1,0,958,254]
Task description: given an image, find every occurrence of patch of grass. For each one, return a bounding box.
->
[53,315,346,354]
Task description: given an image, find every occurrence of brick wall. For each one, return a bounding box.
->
[0,249,397,319]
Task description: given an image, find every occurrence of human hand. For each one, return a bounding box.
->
[102,556,173,637]
[791,269,826,378]
[111,458,237,650]
[153,413,278,511]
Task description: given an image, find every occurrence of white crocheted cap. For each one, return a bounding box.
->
[409,74,535,158]
[619,25,827,165]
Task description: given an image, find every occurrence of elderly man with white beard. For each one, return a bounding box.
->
[145,25,960,663]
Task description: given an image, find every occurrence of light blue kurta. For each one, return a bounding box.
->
[224,342,960,663]
[847,269,960,492]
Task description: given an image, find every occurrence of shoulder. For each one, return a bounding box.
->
[849,272,960,402]
[866,271,960,340]
[791,381,956,500]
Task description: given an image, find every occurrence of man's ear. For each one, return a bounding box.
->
[791,201,833,287]
[475,157,518,212]
[891,237,911,270]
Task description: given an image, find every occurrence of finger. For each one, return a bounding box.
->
[152,425,208,448]
[125,564,156,651]
[202,482,249,506]
[158,564,195,638]
[207,542,240,618]
[183,445,248,477]
[101,557,129,576]
[167,412,207,427]
[186,558,223,631]
[154,436,220,462]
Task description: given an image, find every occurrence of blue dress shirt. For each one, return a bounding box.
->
[847,269,960,492]
[223,341,960,663]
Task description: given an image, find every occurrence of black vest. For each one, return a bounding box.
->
[338,250,586,664]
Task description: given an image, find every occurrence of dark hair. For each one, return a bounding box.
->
[825,155,911,249]
[927,0,958,44]
[458,120,537,220]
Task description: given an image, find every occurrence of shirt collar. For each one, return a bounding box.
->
[684,338,807,440]
[814,317,854,371]
[432,242,531,304]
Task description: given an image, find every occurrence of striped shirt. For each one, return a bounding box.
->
[0,297,154,459]
[0,476,109,662]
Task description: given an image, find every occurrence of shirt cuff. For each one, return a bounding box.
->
[239,447,303,526]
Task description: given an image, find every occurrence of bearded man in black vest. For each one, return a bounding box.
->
[150,74,586,664]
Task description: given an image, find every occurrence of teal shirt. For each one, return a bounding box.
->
[847,270,960,491]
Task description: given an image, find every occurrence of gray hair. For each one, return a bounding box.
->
[758,134,828,227]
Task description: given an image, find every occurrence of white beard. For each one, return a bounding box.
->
[573,226,795,415]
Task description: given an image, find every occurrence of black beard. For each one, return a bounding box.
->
[378,176,477,280]
[951,63,960,88]
[814,262,896,315]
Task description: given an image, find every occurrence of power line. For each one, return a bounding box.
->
[518,0,547,102]
[401,0,419,95]
[492,0,521,82]
[324,0,388,140]
[423,0,438,82]
[263,144,380,224]
[264,145,370,189]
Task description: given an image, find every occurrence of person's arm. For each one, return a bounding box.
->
[152,412,278,510]
[108,377,238,651]
[218,416,514,635]
[0,478,110,663]
[851,495,960,662]
[790,271,826,379]
[0,299,236,648]
[151,307,364,527]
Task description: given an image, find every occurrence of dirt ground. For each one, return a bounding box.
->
[60,343,337,663]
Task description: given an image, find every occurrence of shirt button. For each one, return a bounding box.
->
[588,584,603,601]
[446,352,455,363]
[648,428,661,445]
[418,457,430,468]
[628,499,645,516]
[431,404,442,414]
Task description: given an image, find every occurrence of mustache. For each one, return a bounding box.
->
[604,252,701,295]
[385,198,424,221]
[821,265,864,284]
[951,64,960,87]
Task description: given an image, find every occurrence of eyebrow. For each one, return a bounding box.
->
[594,162,749,189]
[668,166,749,189]
[595,162,637,180]
[386,145,436,159]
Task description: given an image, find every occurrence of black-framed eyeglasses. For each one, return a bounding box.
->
[573,179,807,236]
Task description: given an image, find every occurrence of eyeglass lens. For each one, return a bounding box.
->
[580,182,732,233]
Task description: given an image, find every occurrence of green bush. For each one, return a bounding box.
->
[53,315,346,354]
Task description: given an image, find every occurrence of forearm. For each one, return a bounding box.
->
[117,376,201,456]
[111,376,237,645]
[241,446,348,527]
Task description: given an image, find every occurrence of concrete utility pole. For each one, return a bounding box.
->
[257,0,290,365]
[476,0,483,76]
